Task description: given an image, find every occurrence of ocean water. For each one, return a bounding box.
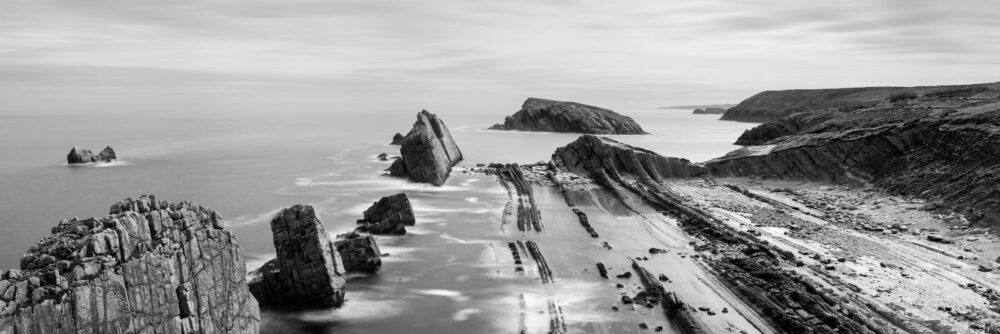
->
[0,108,753,333]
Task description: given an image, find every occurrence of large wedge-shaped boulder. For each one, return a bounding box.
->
[248,205,346,309]
[390,110,463,186]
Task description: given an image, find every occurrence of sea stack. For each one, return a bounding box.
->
[248,205,347,309]
[334,232,382,273]
[388,110,463,186]
[489,98,647,135]
[355,193,415,235]
[0,195,260,333]
[66,146,117,164]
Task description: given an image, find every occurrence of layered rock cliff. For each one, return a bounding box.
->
[489,98,647,135]
[248,205,346,309]
[720,82,1000,123]
[552,135,708,187]
[389,110,463,186]
[67,146,117,164]
[709,84,1000,226]
[0,195,260,333]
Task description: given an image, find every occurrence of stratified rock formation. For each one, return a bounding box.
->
[333,232,382,273]
[389,110,463,186]
[692,107,727,114]
[66,146,116,164]
[0,195,260,333]
[489,98,647,135]
[355,193,414,235]
[709,83,1000,226]
[720,82,1000,123]
[248,205,346,309]
[553,135,708,186]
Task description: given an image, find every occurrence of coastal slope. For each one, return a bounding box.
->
[709,83,1000,227]
[489,98,647,134]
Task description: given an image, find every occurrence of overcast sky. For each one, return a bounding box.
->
[1,0,998,115]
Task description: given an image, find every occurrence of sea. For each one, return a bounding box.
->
[0,108,753,333]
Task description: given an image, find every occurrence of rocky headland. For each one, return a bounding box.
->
[0,195,260,333]
[66,146,116,164]
[388,110,463,186]
[709,82,1000,227]
[489,98,647,135]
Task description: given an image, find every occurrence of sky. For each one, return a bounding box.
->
[0,0,998,115]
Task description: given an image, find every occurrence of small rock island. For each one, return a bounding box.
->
[388,110,463,186]
[489,98,647,135]
[66,146,116,164]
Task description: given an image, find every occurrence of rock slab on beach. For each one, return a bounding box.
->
[248,205,346,309]
[553,135,708,184]
[66,146,116,164]
[356,193,415,235]
[388,110,463,186]
[490,98,647,135]
[0,195,260,333]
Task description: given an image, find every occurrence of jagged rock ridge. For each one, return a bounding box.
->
[248,205,346,309]
[388,110,463,186]
[552,135,708,186]
[489,98,647,135]
[66,146,116,164]
[0,195,260,333]
[709,83,1000,226]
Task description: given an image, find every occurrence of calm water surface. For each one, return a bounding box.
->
[0,108,753,333]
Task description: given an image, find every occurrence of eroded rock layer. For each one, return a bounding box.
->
[709,84,1000,226]
[248,205,346,309]
[553,135,708,186]
[0,195,260,333]
[392,110,463,186]
[489,98,647,135]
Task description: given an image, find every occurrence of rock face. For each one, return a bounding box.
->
[708,83,1000,226]
[333,232,382,273]
[389,110,463,186]
[692,107,727,114]
[0,195,260,333]
[248,205,346,309]
[553,135,708,186]
[356,193,414,235]
[66,146,116,164]
[489,98,647,135]
[733,110,838,145]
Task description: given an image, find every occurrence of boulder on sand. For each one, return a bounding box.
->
[248,205,346,309]
[356,193,415,235]
[390,110,463,186]
[66,146,117,164]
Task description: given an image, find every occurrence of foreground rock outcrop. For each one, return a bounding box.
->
[388,110,463,186]
[0,195,260,333]
[248,205,346,309]
[333,232,382,273]
[66,146,116,164]
[553,135,708,185]
[489,98,647,135]
[709,83,1000,226]
[356,193,414,235]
